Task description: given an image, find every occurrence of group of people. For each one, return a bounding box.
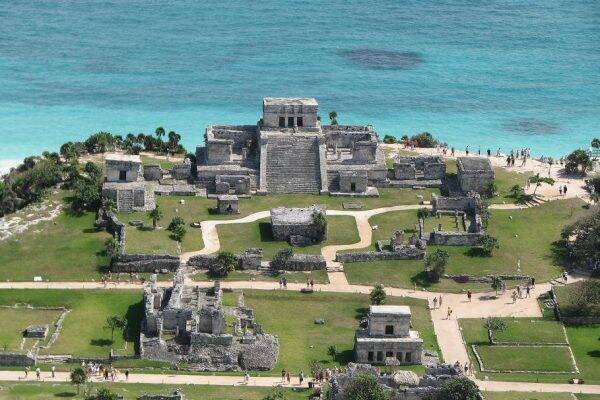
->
[24,366,46,380]
[305,278,315,290]
[81,361,129,382]
[454,360,474,376]
[279,369,305,385]
[278,277,288,288]
[430,295,443,310]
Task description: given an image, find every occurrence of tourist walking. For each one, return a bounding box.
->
[432,297,438,309]
[511,291,517,303]
[281,369,286,383]
[51,365,55,378]
[244,371,250,384]
[562,271,568,283]
[299,370,305,386]
[125,370,129,380]
[446,307,452,320]
[24,366,29,378]
[283,277,287,288]
[531,277,535,287]
[563,185,568,196]
[559,187,563,196]
[467,290,472,302]
[438,295,443,308]
[526,286,531,298]
[517,285,522,298]
[286,371,291,384]
[310,279,314,289]
[451,147,455,156]
[35,367,41,380]
[465,146,469,156]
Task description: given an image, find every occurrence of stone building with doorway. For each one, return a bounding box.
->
[195,97,387,195]
[354,305,423,365]
[456,157,494,194]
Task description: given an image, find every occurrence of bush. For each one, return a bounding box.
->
[170,224,186,242]
[564,149,592,175]
[434,377,480,400]
[272,248,294,270]
[425,249,449,282]
[382,134,397,144]
[370,283,386,305]
[561,280,600,317]
[167,216,185,231]
[312,211,327,242]
[417,208,430,219]
[345,373,388,400]
[208,251,237,277]
[475,234,499,256]
[560,206,600,270]
[410,132,438,148]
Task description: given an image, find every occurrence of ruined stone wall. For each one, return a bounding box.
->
[431,195,478,213]
[270,254,326,271]
[0,352,36,366]
[336,248,425,263]
[205,139,232,165]
[112,254,180,273]
[323,127,374,148]
[144,165,163,181]
[171,164,191,180]
[209,125,257,152]
[187,249,262,271]
[458,171,494,194]
[429,231,483,246]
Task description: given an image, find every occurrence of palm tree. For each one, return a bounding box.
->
[105,315,127,342]
[529,173,555,196]
[148,206,163,230]
[328,111,338,125]
[155,126,165,142]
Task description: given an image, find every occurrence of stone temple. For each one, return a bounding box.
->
[354,305,423,365]
[140,277,278,371]
[196,98,387,195]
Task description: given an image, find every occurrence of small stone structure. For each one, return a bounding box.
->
[328,363,472,400]
[270,205,327,246]
[331,170,379,197]
[354,305,423,365]
[111,254,181,273]
[140,277,278,371]
[420,193,485,246]
[195,98,387,195]
[336,230,425,263]
[105,154,143,183]
[270,253,326,271]
[390,155,446,188]
[24,325,49,339]
[143,164,163,181]
[138,390,184,400]
[456,157,494,194]
[187,249,263,271]
[217,195,239,214]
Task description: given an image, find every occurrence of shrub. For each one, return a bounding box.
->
[345,373,388,400]
[564,149,592,175]
[560,206,600,270]
[382,134,397,144]
[425,249,449,282]
[417,208,430,219]
[475,234,499,256]
[370,283,386,305]
[434,377,480,400]
[272,248,294,270]
[312,211,327,242]
[167,216,185,231]
[208,251,237,278]
[410,132,438,148]
[170,224,186,242]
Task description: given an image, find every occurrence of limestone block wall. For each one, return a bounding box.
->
[0,352,36,366]
[270,254,326,271]
[111,254,180,273]
[369,314,411,337]
[171,164,191,180]
[458,171,494,194]
[144,165,163,181]
[339,171,368,193]
[335,248,425,263]
[354,340,422,364]
[323,126,374,148]
[429,231,483,246]
[106,160,142,182]
[209,125,257,152]
[431,195,478,213]
[206,139,233,165]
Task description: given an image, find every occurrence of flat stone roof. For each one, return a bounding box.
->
[263,97,318,106]
[457,157,493,172]
[217,195,238,201]
[370,305,412,316]
[270,205,324,225]
[105,154,141,163]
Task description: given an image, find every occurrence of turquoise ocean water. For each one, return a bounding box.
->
[1,0,599,169]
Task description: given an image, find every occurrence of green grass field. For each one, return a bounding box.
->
[222,290,438,376]
[460,318,568,345]
[0,382,310,400]
[473,345,575,372]
[0,290,141,358]
[460,317,600,384]
[0,211,110,282]
[140,155,179,170]
[192,269,329,284]
[345,199,587,292]
[483,392,585,400]
[217,215,360,260]
[0,307,63,352]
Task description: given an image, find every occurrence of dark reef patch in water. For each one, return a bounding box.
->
[341,49,423,70]
[502,119,560,135]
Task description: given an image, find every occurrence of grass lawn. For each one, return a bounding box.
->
[460,317,600,384]
[0,307,63,352]
[217,215,360,260]
[482,392,578,400]
[222,290,438,376]
[140,155,180,170]
[0,382,310,400]
[460,318,568,345]
[0,211,110,282]
[473,345,575,372]
[192,269,329,284]
[424,214,465,232]
[345,199,587,292]
[0,290,141,358]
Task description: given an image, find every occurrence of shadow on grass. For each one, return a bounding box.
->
[355,307,369,321]
[138,226,154,232]
[335,349,354,365]
[410,271,434,288]
[90,339,113,347]
[54,392,77,398]
[464,247,489,258]
[588,350,600,358]
[259,223,276,242]
[124,301,143,355]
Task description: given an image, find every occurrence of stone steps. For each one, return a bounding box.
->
[117,190,134,213]
[265,138,321,193]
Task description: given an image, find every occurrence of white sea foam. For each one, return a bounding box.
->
[0,159,21,176]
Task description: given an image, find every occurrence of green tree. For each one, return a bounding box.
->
[591,138,600,149]
[560,207,600,270]
[482,317,507,345]
[148,206,163,230]
[104,237,120,259]
[370,283,386,305]
[491,276,503,295]
[208,251,237,277]
[327,345,338,361]
[345,373,388,400]
[70,367,88,395]
[564,149,592,175]
[328,110,338,125]
[476,234,499,256]
[167,216,185,231]
[484,181,498,198]
[155,126,166,142]
[425,249,449,282]
[382,134,396,144]
[84,161,103,183]
[102,198,117,214]
[104,315,127,342]
[60,141,79,162]
[71,178,102,212]
[417,207,430,219]
[528,173,555,196]
[170,224,186,242]
[435,376,480,400]
[272,248,294,270]
[410,132,438,148]
[167,130,182,155]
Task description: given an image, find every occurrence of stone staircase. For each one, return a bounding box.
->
[117,189,134,213]
[326,261,344,273]
[265,136,321,194]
